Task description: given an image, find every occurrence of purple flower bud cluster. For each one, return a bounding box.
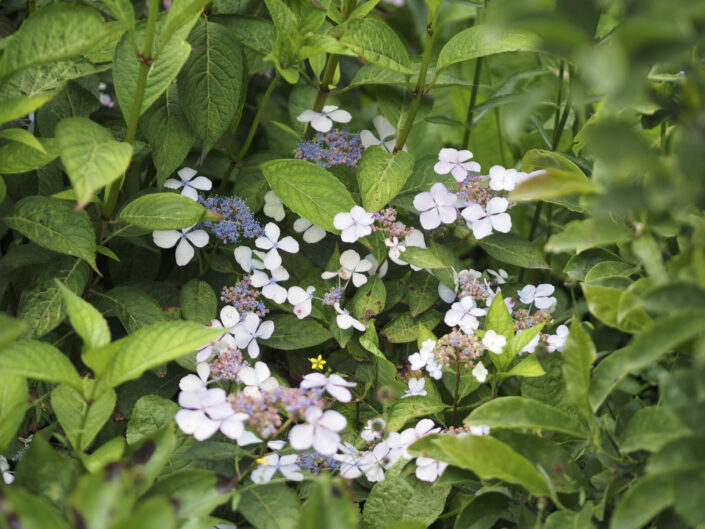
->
[296,452,339,475]
[294,129,362,168]
[322,287,343,306]
[512,308,554,331]
[199,195,263,243]
[221,278,268,318]
[372,208,414,239]
[229,392,282,437]
[263,386,325,421]
[434,329,483,367]
[209,347,247,382]
[456,176,495,208]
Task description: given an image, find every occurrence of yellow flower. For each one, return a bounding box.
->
[255,456,269,465]
[309,355,326,370]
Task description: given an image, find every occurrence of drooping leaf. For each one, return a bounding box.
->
[0,339,83,392]
[0,137,59,173]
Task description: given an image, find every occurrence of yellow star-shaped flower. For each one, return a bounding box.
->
[309,355,326,370]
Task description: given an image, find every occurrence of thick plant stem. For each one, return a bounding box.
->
[102,0,161,218]
[451,359,461,424]
[462,57,483,149]
[393,22,435,153]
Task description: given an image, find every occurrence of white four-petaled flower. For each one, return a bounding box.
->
[384,236,406,260]
[444,297,487,334]
[164,167,213,201]
[238,361,279,396]
[434,148,481,182]
[517,283,557,310]
[547,324,569,352]
[333,303,366,332]
[322,249,373,287]
[360,418,386,442]
[297,105,352,132]
[287,286,315,319]
[402,377,427,398]
[293,218,326,243]
[334,206,374,243]
[289,406,347,456]
[175,387,248,441]
[461,197,512,240]
[263,190,285,221]
[252,454,303,484]
[250,267,290,304]
[413,183,458,230]
[255,222,300,270]
[482,330,507,355]
[472,361,488,383]
[233,313,275,358]
[360,115,405,152]
[488,165,523,192]
[300,373,357,403]
[153,226,209,266]
[415,456,448,482]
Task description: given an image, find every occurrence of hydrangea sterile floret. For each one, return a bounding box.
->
[255,222,300,271]
[413,183,458,230]
[334,206,374,243]
[153,225,209,266]
[289,406,347,456]
[164,167,213,201]
[434,148,481,182]
[297,105,352,132]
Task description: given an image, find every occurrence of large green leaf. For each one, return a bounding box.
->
[261,314,332,350]
[610,474,675,529]
[339,19,412,74]
[37,82,100,137]
[118,192,206,230]
[512,149,599,201]
[55,279,110,350]
[298,475,360,529]
[180,279,217,324]
[561,318,595,421]
[387,397,448,431]
[238,483,300,529]
[260,159,356,233]
[144,469,233,518]
[51,383,116,451]
[178,19,244,156]
[350,274,386,320]
[56,117,133,207]
[409,434,550,496]
[4,196,97,269]
[94,285,167,333]
[407,272,439,317]
[357,147,414,212]
[464,397,588,438]
[141,85,194,186]
[0,5,105,78]
[0,127,47,154]
[546,217,634,254]
[0,486,72,529]
[478,233,549,269]
[0,137,59,173]
[0,374,28,452]
[435,25,539,75]
[621,407,692,453]
[0,339,83,392]
[0,95,53,126]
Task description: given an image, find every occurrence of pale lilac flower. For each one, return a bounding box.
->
[287,286,315,319]
[252,454,303,484]
[178,362,211,392]
[289,406,347,456]
[238,361,279,396]
[360,418,386,442]
[415,456,448,482]
[334,302,366,332]
[517,284,556,310]
[335,444,365,479]
[482,330,507,355]
[293,218,326,243]
[195,306,240,362]
[484,287,515,314]
[360,115,405,152]
[358,442,392,482]
[390,229,426,271]
[487,268,509,284]
[472,361,488,383]
[408,339,436,371]
[233,313,275,358]
[300,373,357,403]
[547,324,569,352]
[488,165,522,192]
[164,167,212,201]
[297,105,352,133]
[434,148,480,182]
[461,197,512,240]
[263,190,285,221]
[365,253,389,278]
[234,246,266,273]
[397,419,440,459]
[438,281,456,303]
[237,430,262,446]
[322,250,372,287]
[250,267,289,304]
[334,206,374,243]
[176,388,247,441]
[402,377,427,398]
[413,183,458,230]
[255,222,299,270]
[444,297,487,334]
[153,225,209,266]
[384,237,405,260]
[521,334,541,354]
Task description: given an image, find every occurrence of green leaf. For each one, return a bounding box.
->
[113,22,191,123]
[399,246,449,269]
[37,82,100,137]
[141,85,195,186]
[95,286,167,333]
[51,383,116,451]
[56,117,133,207]
[581,283,650,332]
[261,314,332,350]
[118,192,206,230]
[0,95,53,125]
[590,310,705,410]
[435,25,539,74]
[144,469,233,518]
[546,217,634,254]
[238,483,300,529]
[161,0,210,49]
[17,257,91,338]
[561,318,595,421]
[387,397,448,431]
[115,496,176,529]
[478,233,549,269]
[0,137,59,173]
[298,475,359,529]
[178,19,244,156]
[350,274,386,320]
[0,314,27,350]
[454,493,509,529]
[465,397,588,438]
[621,407,692,453]
[485,293,515,341]
[0,5,105,79]
[97,321,223,386]
[5,196,96,269]
[0,339,83,392]
[512,149,599,201]
[261,159,356,233]
[0,486,72,529]
[80,437,125,473]
[180,279,217,324]
[545,504,596,529]
[610,474,675,529]
[0,374,28,452]
[503,355,546,378]
[382,313,421,343]
[407,272,439,317]
[357,147,414,212]
[409,434,550,496]
[339,19,412,74]
[0,127,48,153]
[55,279,110,350]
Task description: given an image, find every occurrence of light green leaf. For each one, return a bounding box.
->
[610,474,674,529]
[261,314,332,350]
[465,397,587,438]
[298,475,360,529]
[561,318,595,421]
[357,147,414,212]
[145,470,233,518]
[0,314,27,350]
[55,279,110,350]
[339,19,412,74]
[180,279,217,325]
[399,246,449,269]
[546,217,634,254]
[0,487,72,529]
[387,397,448,431]
[351,274,386,320]
[582,283,650,332]
[238,483,300,529]
[0,339,83,392]
[101,0,136,34]
[118,192,206,230]
[56,117,133,207]
[0,5,105,79]
[0,137,59,173]
[503,355,546,378]
[0,374,28,452]
[95,285,167,333]
[621,407,692,453]
[261,159,356,233]
[485,293,514,341]
[435,25,539,74]
[37,81,101,137]
[178,19,244,156]
[453,493,509,529]
[141,85,195,186]
[478,233,549,269]
[161,0,209,49]
[512,149,599,201]
[0,127,47,153]
[382,313,421,343]
[0,95,53,125]
[80,437,125,473]
[51,383,116,451]
[409,434,550,496]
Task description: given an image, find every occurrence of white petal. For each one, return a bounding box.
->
[471,218,493,240]
[175,238,195,266]
[247,340,260,358]
[438,205,458,225]
[254,361,271,383]
[328,109,352,123]
[373,115,396,140]
[535,284,555,297]
[438,148,458,163]
[181,185,200,201]
[175,409,206,434]
[297,109,319,123]
[179,374,205,392]
[413,191,434,212]
[322,105,338,113]
[287,286,308,305]
[490,213,512,233]
[352,272,368,287]
[152,230,181,249]
[280,465,304,481]
[419,209,441,230]
[311,114,333,132]
[163,178,183,190]
[293,217,311,233]
[177,167,198,181]
[238,366,258,386]
[451,164,468,182]
[185,229,209,248]
[326,384,352,403]
[277,236,299,254]
[438,281,456,303]
[303,225,326,243]
[486,197,509,215]
[263,248,282,270]
[257,320,275,339]
[333,212,354,230]
[340,249,361,270]
[189,176,212,191]
[312,428,341,456]
[289,424,315,450]
[249,270,269,288]
[359,129,380,149]
[220,306,240,328]
[300,372,327,388]
[237,431,262,446]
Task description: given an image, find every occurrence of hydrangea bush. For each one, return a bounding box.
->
[1,0,704,528]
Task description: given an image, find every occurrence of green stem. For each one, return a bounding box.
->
[462,57,483,149]
[102,0,161,218]
[393,22,435,152]
[552,61,565,136]
[74,382,99,457]
[451,358,461,424]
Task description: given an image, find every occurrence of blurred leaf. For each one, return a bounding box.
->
[478,233,549,269]
[513,149,599,201]
[298,475,359,529]
[0,374,28,452]
[238,483,300,529]
[0,95,53,126]
[546,217,633,254]
[561,318,595,421]
[0,137,60,173]
[145,469,234,519]
[387,397,448,431]
[621,407,692,453]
